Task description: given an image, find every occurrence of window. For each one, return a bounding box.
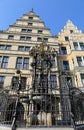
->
[16,57,29,69]
[44,38,48,42]
[20,36,31,41]
[50,75,57,88]
[0,45,5,50]
[18,46,24,51]
[0,45,11,50]
[37,37,42,42]
[61,47,67,54]
[6,45,11,50]
[77,57,84,67]
[73,42,84,51]
[2,56,9,68]
[70,30,73,33]
[28,23,32,26]
[65,36,69,41]
[0,56,9,68]
[12,76,26,90]
[51,56,55,67]
[8,35,14,40]
[27,29,32,33]
[20,36,25,40]
[23,58,29,69]
[81,74,84,86]
[18,46,30,51]
[0,56,2,64]
[16,57,22,69]
[26,37,31,41]
[29,17,33,20]
[73,42,79,50]
[21,29,27,32]
[21,29,32,33]
[79,43,84,50]
[38,30,42,34]
[0,76,5,89]
[63,61,69,70]
[65,77,73,88]
[25,47,30,51]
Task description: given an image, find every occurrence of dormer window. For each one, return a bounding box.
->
[21,29,32,33]
[8,35,14,40]
[28,23,33,26]
[26,37,31,41]
[38,30,43,34]
[65,36,69,41]
[44,38,48,42]
[37,37,42,42]
[27,29,32,33]
[29,17,33,20]
[20,36,25,40]
[70,30,73,33]
[22,29,27,32]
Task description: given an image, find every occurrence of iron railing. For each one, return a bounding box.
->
[0,85,74,129]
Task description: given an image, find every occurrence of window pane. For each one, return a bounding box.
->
[0,76,5,89]
[65,77,73,88]
[0,76,5,82]
[50,75,56,88]
[6,45,11,50]
[28,23,32,26]
[17,57,22,63]
[12,77,26,90]
[63,61,69,70]
[8,35,14,40]
[44,38,48,42]
[20,36,25,40]
[2,56,9,68]
[0,56,2,63]
[23,64,29,69]
[23,58,29,69]
[18,46,24,51]
[38,30,42,34]
[21,29,27,32]
[16,57,22,69]
[3,57,9,62]
[37,37,42,42]
[24,58,29,63]
[25,47,30,51]
[80,43,84,50]
[61,47,67,54]
[27,29,32,33]
[29,17,33,20]
[26,37,31,41]
[77,57,83,66]
[73,42,79,50]
[21,77,26,90]
[70,30,73,33]
[51,57,55,67]
[81,74,84,86]
[0,45,5,50]
[12,77,19,89]
[65,36,69,41]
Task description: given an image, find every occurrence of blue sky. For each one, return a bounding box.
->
[0,0,84,35]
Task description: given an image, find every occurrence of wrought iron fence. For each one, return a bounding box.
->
[1,86,84,130]
[0,85,74,129]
